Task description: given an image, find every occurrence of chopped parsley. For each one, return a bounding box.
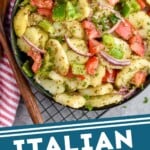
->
[85,104,93,111]
[143,97,149,104]
[122,106,127,108]
[83,95,91,100]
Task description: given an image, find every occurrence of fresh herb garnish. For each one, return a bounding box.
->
[143,97,149,104]
[109,14,119,25]
[85,104,93,111]
[122,106,127,108]
[83,95,91,100]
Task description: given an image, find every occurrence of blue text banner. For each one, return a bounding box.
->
[0,115,150,150]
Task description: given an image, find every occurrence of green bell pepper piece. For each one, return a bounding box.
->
[52,3,66,21]
[121,2,131,17]
[102,34,115,47]
[66,1,79,20]
[36,48,54,78]
[121,0,140,17]
[102,34,124,59]
[22,61,33,77]
[109,48,124,59]
[85,104,93,111]
[38,20,54,34]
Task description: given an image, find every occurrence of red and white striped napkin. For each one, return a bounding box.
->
[0,0,20,127]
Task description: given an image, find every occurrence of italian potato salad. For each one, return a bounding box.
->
[14,0,150,109]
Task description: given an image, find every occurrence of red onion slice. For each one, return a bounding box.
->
[123,88,136,100]
[118,87,136,100]
[22,36,45,54]
[98,2,125,23]
[65,36,93,57]
[119,87,129,95]
[99,51,130,66]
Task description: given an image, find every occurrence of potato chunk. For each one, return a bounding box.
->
[78,0,91,20]
[115,58,150,88]
[47,39,69,75]
[17,38,30,53]
[66,38,89,64]
[24,27,48,49]
[49,71,65,84]
[113,37,131,59]
[35,78,65,95]
[65,75,91,91]
[14,5,30,37]
[85,94,123,108]
[146,0,150,5]
[90,65,106,87]
[79,83,113,96]
[128,11,150,40]
[54,93,86,109]
[65,21,84,39]
[28,13,43,26]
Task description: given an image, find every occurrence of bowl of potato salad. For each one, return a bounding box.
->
[11,0,150,110]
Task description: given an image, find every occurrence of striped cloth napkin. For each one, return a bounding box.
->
[0,0,20,127]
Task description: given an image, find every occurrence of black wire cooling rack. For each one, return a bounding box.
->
[31,87,109,123]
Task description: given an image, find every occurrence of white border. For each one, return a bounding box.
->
[1,117,150,134]
[0,120,150,138]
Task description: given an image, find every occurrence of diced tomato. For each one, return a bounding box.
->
[66,67,85,80]
[115,20,133,40]
[102,69,118,83]
[82,20,101,39]
[88,39,104,55]
[129,34,145,57]
[27,49,42,73]
[76,75,85,80]
[137,0,146,9]
[86,29,101,39]
[107,0,119,5]
[30,0,53,9]
[131,71,147,87]
[82,20,95,29]
[37,8,51,17]
[85,56,99,75]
